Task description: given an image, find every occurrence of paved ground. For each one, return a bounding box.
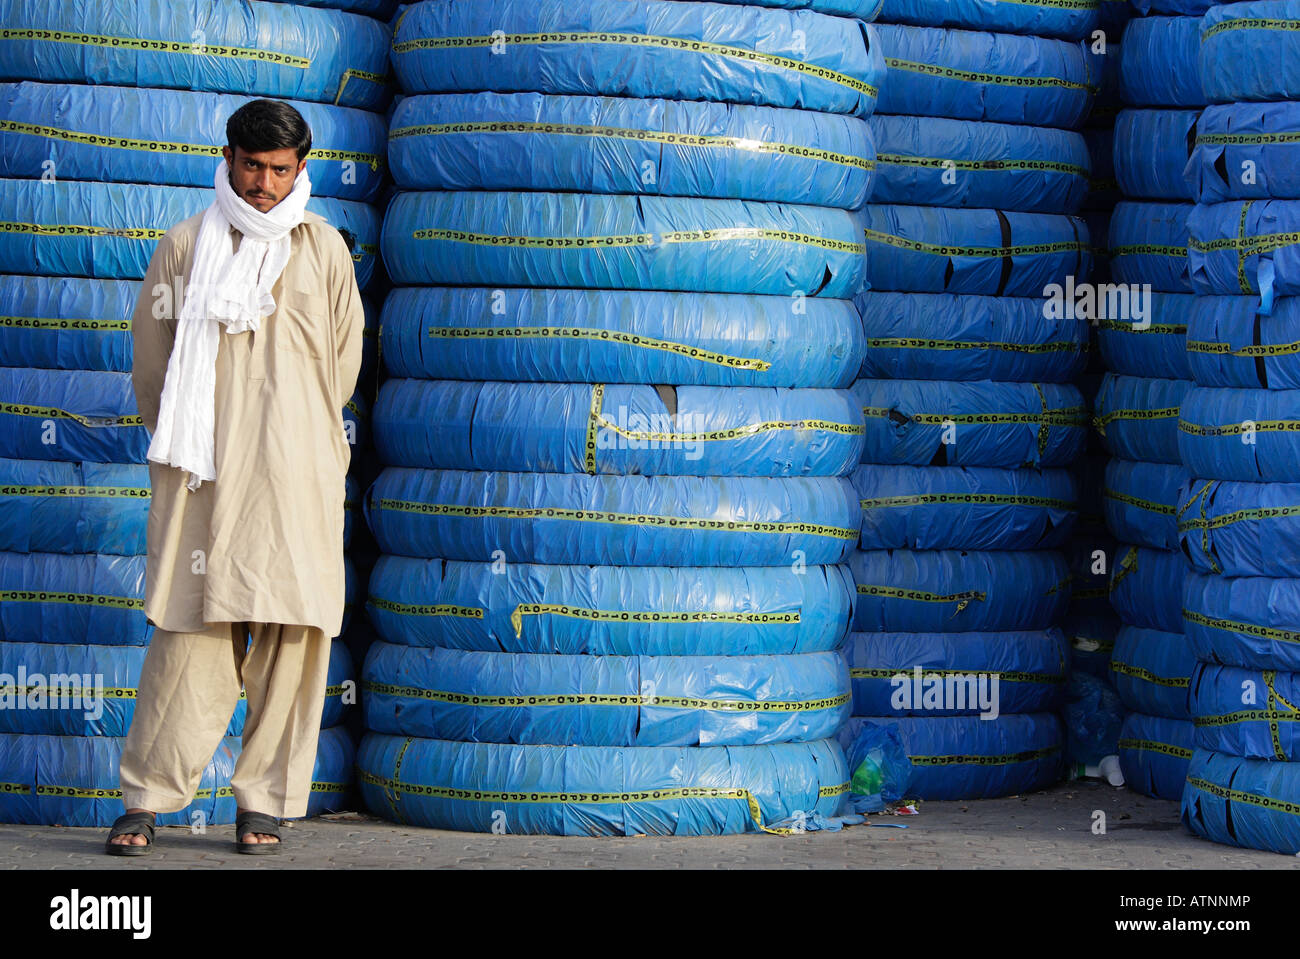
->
[2,781,1296,868]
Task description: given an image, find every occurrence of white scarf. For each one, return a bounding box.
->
[147,161,312,490]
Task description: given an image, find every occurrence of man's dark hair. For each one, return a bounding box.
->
[226,100,313,161]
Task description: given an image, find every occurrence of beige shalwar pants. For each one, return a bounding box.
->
[119,622,331,819]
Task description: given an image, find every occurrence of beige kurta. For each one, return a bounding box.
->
[131,210,364,638]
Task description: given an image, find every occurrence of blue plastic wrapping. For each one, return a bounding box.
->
[0,277,135,373]
[855,291,1087,383]
[0,0,392,110]
[1177,478,1300,578]
[859,205,1091,296]
[708,0,883,15]
[1107,201,1192,292]
[321,640,356,729]
[1086,36,1123,128]
[342,387,370,458]
[0,459,148,555]
[849,549,1069,632]
[0,368,146,464]
[852,463,1078,551]
[867,115,1089,213]
[383,191,865,297]
[265,0,397,14]
[1067,609,1121,682]
[356,733,849,834]
[853,378,1086,469]
[366,556,856,656]
[1189,103,1300,203]
[1179,385,1300,481]
[843,628,1068,716]
[877,0,1098,40]
[1188,200,1300,307]
[0,179,380,286]
[1109,543,1187,631]
[1200,0,1300,104]
[1131,0,1211,12]
[390,0,885,117]
[1119,712,1194,800]
[1184,570,1300,671]
[1190,662,1300,760]
[1183,748,1300,854]
[0,81,386,202]
[835,713,1064,800]
[1095,291,1193,380]
[390,93,875,210]
[374,380,864,477]
[365,468,861,567]
[1065,671,1124,765]
[362,644,849,746]
[873,23,1100,128]
[1118,15,1205,108]
[0,552,147,647]
[1103,458,1189,550]
[1093,373,1191,465]
[1110,625,1195,719]
[303,725,356,819]
[1112,109,1198,201]
[381,287,865,389]
[0,641,244,737]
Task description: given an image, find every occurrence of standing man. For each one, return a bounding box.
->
[104,100,364,855]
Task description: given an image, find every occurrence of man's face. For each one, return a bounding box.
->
[223,145,306,213]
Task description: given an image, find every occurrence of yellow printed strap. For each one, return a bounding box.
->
[429,326,772,371]
[510,603,798,638]
[909,745,1061,767]
[848,667,1063,684]
[1102,488,1176,516]
[865,336,1078,354]
[855,584,986,610]
[599,412,865,443]
[1179,418,1300,437]
[0,484,148,499]
[0,403,144,428]
[311,781,349,794]
[1183,608,1300,646]
[0,685,137,700]
[27,783,233,799]
[863,226,1085,258]
[392,120,872,171]
[1188,230,1300,255]
[391,32,877,99]
[373,498,859,540]
[1186,776,1300,817]
[368,597,485,619]
[1195,708,1300,728]
[0,314,129,332]
[415,226,864,255]
[1094,405,1181,429]
[1187,338,1300,357]
[1178,503,1300,533]
[1197,130,1300,146]
[1117,737,1193,760]
[859,492,1073,509]
[1109,244,1188,257]
[860,405,1087,427]
[0,27,312,68]
[0,222,165,241]
[362,680,849,713]
[0,589,141,610]
[360,762,848,836]
[883,57,1094,92]
[875,152,1088,177]
[1202,17,1300,40]
[1098,319,1186,335]
[1109,660,1191,688]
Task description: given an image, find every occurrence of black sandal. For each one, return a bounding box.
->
[235,811,282,855]
[104,811,156,856]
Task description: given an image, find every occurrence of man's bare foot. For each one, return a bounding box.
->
[107,807,154,846]
[236,807,280,844]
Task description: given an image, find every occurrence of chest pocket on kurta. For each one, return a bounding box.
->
[272,294,328,357]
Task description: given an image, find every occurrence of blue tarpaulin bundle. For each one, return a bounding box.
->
[835,713,1065,799]
[0,81,387,202]
[366,557,856,656]
[1102,458,1188,549]
[1109,544,1187,632]
[1107,200,1193,291]
[1184,570,1300,671]
[849,549,1069,632]
[380,288,865,389]
[852,463,1078,551]
[1110,625,1196,719]
[390,93,876,209]
[859,204,1091,296]
[356,734,850,835]
[843,628,1068,715]
[362,644,850,746]
[0,0,392,110]
[867,114,1090,212]
[855,292,1088,383]
[1200,0,1300,104]
[1179,385,1300,481]
[0,368,147,465]
[1191,662,1300,760]
[873,23,1101,127]
[1178,478,1300,578]
[0,551,148,646]
[390,0,886,117]
[1119,712,1194,800]
[0,459,148,555]
[0,278,137,374]
[373,380,864,477]
[382,191,865,297]
[1185,296,1300,389]
[877,0,1099,40]
[367,468,860,567]
[1118,15,1206,108]
[852,378,1087,468]
[1188,200,1300,307]
[1183,748,1300,854]
[1093,373,1191,465]
[1095,292,1193,380]
[1113,109,1198,201]
[1189,103,1300,202]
